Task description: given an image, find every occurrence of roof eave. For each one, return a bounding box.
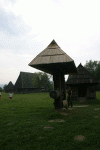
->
[29,61,78,75]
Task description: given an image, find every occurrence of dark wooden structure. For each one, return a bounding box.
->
[14,71,41,93]
[5,81,14,93]
[29,40,77,109]
[66,63,99,100]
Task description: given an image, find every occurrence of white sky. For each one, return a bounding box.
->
[0,0,100,84]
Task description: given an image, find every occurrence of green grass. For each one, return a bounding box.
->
[0,92,100,150]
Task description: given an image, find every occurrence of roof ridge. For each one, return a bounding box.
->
[67,63,99,84]
[47,39,60,47]
[78,64,97,79]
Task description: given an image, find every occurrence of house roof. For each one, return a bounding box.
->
[14,72,35,89]
[29,40,78,75]
[6,81,14,91]
[66,63,99,85]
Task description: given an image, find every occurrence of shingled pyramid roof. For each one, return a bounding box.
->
[66,63,99,84]
[14,72,35,89]
[6,81,14,92]
[29,40,77,75]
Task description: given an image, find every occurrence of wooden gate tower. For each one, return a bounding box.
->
[29,40,77,109]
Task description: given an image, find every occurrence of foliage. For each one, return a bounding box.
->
[3,84,7,92]
[84,60,100,79]
[0,87,2,92]
[0,92,100,150]
[84,60,100,90]
[33,72,53,91]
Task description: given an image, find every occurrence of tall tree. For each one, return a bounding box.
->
[84,60,100,90]
[3,84,7,92]
[0,87,2,92]
[33,72,53,91]
[84,60,100,79]
[95,63,100,81]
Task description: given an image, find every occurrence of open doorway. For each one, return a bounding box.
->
[78,85,87,97]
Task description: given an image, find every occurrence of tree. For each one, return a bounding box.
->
[0,87,2,92]
[84,60,100,90]
[33,72,41,88]
[95,63,100,81]
[3,84,7,92]
[33,72,53,91]
[84,60,100,80]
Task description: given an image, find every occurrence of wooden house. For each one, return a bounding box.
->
[66,63,99,100]
[14,72,40,93]
[6,81,14,93]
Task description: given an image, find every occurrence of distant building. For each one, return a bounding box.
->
[14,72,36,93]
[14,71,44,93]
[6,81,14,93]
[66,63,99,100]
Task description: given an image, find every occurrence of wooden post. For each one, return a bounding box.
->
[53,71,66,109]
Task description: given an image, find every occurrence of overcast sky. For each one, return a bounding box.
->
[0,0,100,84]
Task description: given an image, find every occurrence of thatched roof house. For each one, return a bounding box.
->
[6,81,14,92]
[66,63,99,100]
[14,72,37,93]
[29,39,77,75]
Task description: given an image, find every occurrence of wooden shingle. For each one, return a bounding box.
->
[29,40,77,75]
[67,63,99,84]
[14,72,35,89]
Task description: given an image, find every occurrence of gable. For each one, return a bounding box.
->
[15,72,35,89]
[67,64,99,84]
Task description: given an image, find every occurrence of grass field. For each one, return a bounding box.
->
[0,92,100,150]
